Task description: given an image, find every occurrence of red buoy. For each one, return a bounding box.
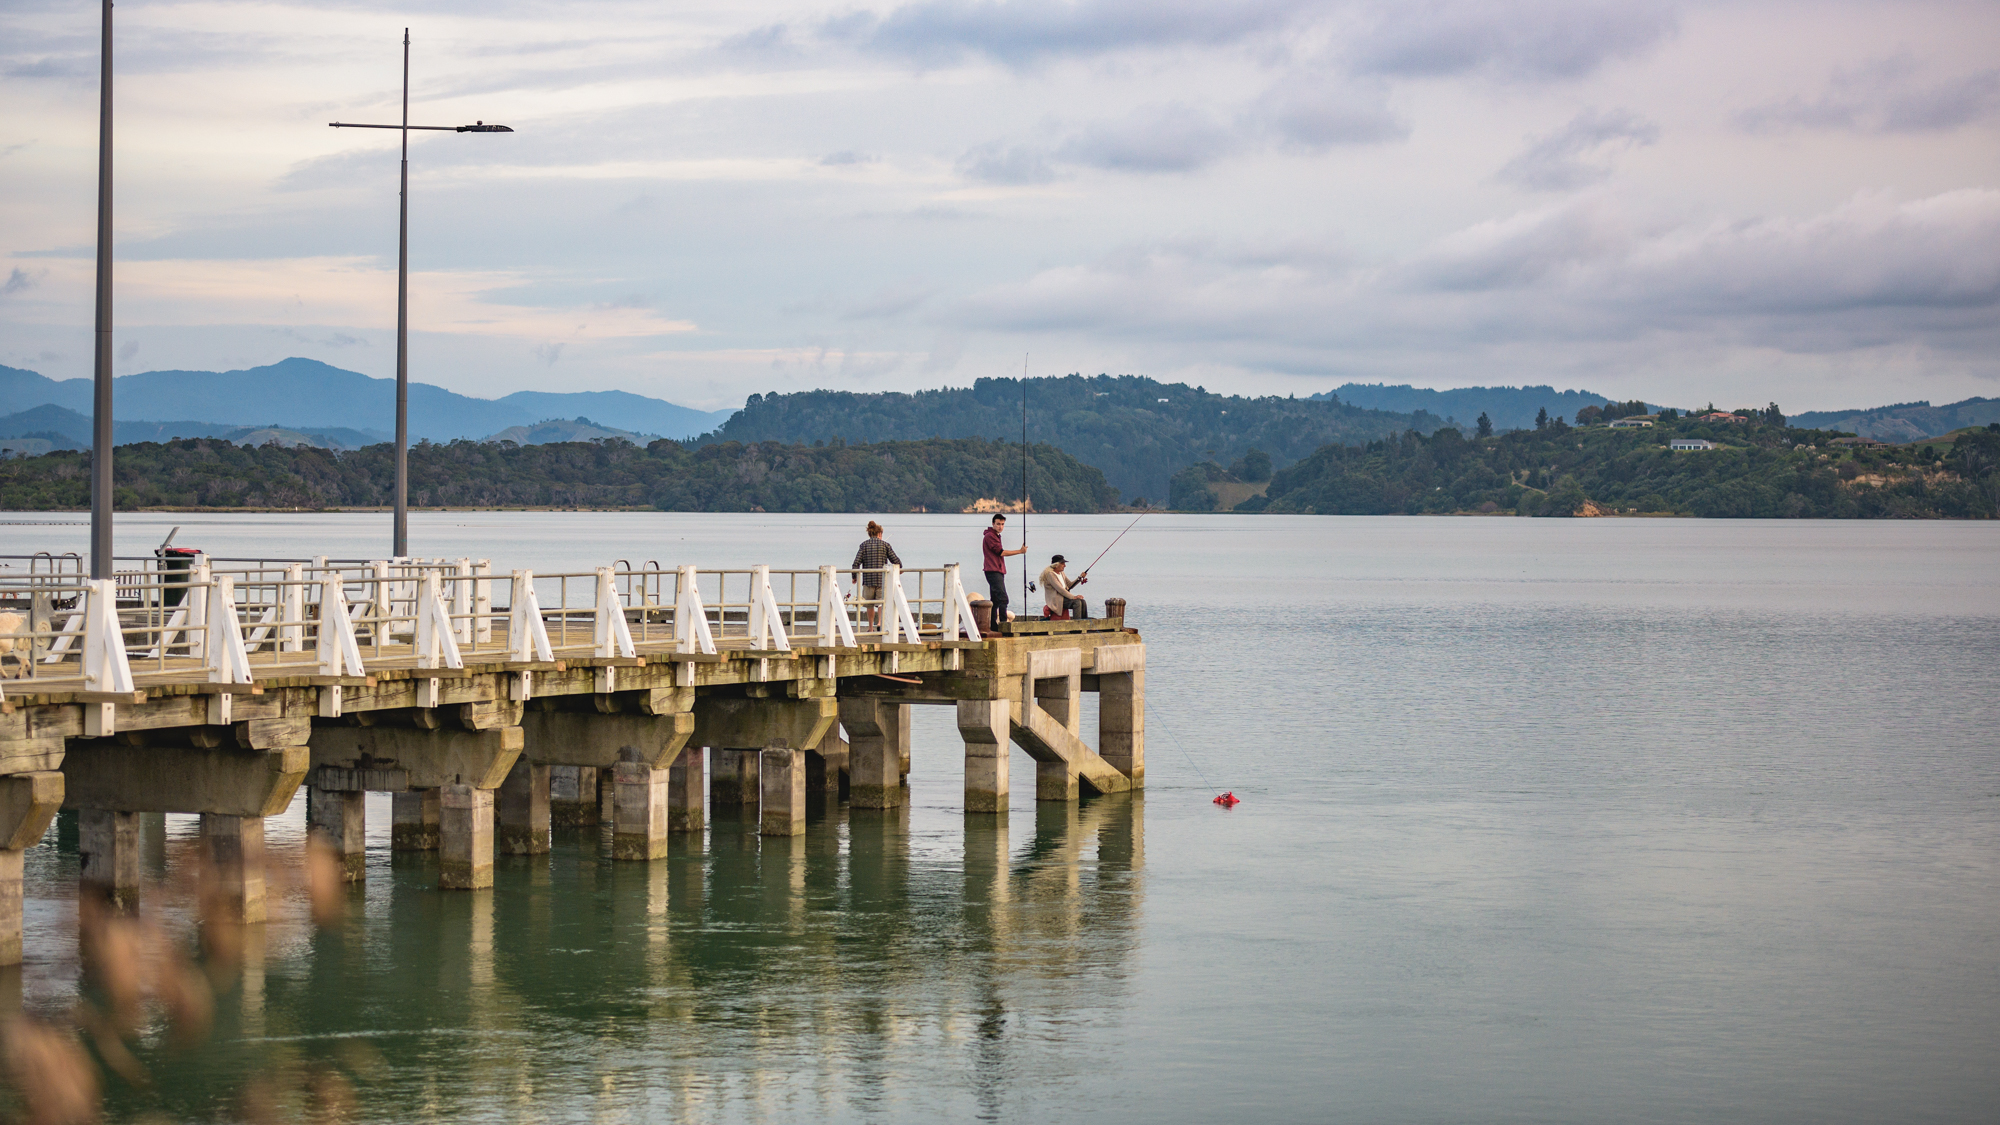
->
[1213,792,1239,808]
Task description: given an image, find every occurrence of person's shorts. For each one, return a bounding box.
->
[861,585,883,601]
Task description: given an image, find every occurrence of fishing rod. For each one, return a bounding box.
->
[1021,353,1029,610]
[1076,510,1145,580]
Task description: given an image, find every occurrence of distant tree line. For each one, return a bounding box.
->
[702,374,1440,503]
[1243,416,2000,518]
[0,436,1120,514]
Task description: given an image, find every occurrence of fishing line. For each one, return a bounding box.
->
[1141,696,1233,804]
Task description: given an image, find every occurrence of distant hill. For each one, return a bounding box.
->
[1315,384,1644,432]
[0,404,385,451]
[0,358,733,443]
[0,436,1119,514]
[1248,416,2000,519]
[704,374,1441,502]
[1788,398,2000,443]
[484,417,661,446]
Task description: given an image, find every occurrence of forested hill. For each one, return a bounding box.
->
[0,436,1118,514]
[1244,417,2000,519]
[701,375,1441,504]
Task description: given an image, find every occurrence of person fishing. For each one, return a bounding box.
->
[1040,554,1088,619]
[981,513,1026,629]
[850,520,901,631]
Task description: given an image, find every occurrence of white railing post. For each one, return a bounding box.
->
[453,558,474,646]
[205,574,255,724]
[473,560,493,644]
[186,556,212,660]
[81,578,134,736]
[509,571,554,663]
[816,565,858,647]
[883,564,921,644]
[749,565,792,651]
[280,563,306,652]
[594,567,636,659]
[316,577,364,678]
[415,571,464,671]
[508,570,553,702]
[206,575,254,685]
[675,565,716,655]
[371,560,392,635]
[943,563,983,641]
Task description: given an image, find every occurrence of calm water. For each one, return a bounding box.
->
[5,512,1998,1124]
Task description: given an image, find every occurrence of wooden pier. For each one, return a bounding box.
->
[0,554,1143,959]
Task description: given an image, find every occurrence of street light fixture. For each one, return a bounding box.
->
[330,29,512,558]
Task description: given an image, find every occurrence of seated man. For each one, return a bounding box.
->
[1039,554,1088,619]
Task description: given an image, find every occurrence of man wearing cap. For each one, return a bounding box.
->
[1039,554,1088,619]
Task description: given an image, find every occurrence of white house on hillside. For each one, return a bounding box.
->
[1670,438,1716,451]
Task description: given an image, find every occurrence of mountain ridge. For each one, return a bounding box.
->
[0,358,733,443]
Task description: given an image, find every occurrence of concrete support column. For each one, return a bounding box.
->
[892,703,912,783]
[840,699,904,809]
[550,766,600,827]
[0,771,62,963]
[78,809,141,911]
[598,767,615,824]
[1036,759,1080,803]
[0,851,22,967]
[666,746,704,834]
[497,760,551,855]
[1098,670,1145,784]
[391,789,440,851]
[808,725,848,794]
[439,784,494,890]
[612,762,669,861]
[760,748,806,836]
[709,748,760,807]
[307,787,366,883]
[198,814,266,923]
[957,699,1011,814]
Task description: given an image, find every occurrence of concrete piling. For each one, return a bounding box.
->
[665,746,704,833]
[79,809,142,912]
[612,761,670,860]
[760,748,806,836]
[497,760,552,855]
[391,789,441,851]
[709,748,760,807]
[0,772,61,963]
[439,784,495,890]
[957,699,1011,814]
[199,814,267,923]
[307,786,367,882]
[839,699,904,809]
[549,766,600,827]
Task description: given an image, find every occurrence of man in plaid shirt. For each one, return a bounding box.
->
[851,520,901,630]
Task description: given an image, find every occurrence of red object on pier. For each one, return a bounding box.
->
[1213,792,1239,808]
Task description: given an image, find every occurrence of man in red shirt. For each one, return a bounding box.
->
[981,514,1025,630]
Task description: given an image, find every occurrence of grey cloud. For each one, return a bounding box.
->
[825,0,1309,67]
[2,268,39,297]
[1741,57,2000,135]
[955,140,1056,184]
[962,79,1405,184]
[1346,0,1678,81]
[533,342,566,366]
[939,190,2000,369]
[1247,71,1407,147]
[1054,103,1241,172]
[1494,108,1658,191]
[821,150,879,165]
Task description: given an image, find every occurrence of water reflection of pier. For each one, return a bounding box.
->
[195,792,1146,1121]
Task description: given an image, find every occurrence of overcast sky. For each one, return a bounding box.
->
[3,0,1997,413]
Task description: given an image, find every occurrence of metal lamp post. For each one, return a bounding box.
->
[90,0,114,578]
[330,29,511,558]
